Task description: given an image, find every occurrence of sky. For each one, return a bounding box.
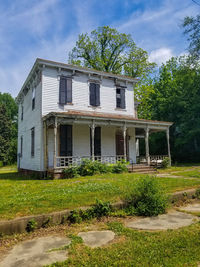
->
[0,0,199,96]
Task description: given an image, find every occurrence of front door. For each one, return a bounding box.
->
[116,131,129,159]
[60,125,72,156]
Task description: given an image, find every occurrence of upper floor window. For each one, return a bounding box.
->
[21,105,23,121]
[32,88,35,110]
[59,76,72,105]
[89,83,100,107]
[116,88,126,109]
[31,127,35,157]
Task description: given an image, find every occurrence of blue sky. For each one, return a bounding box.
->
[0,0,199,96]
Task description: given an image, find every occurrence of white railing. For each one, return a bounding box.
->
[55,155,125,169]
[136,155,168,165]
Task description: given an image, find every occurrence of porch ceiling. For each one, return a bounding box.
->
[43,110,173,131]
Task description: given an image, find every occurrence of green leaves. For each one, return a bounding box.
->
[68,26,154,80]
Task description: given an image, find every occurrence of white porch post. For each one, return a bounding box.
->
[166,127,171,166]
[123,124,127,161]
[53,117,57,169]
[91,120,95,162]
[145,126,150,165]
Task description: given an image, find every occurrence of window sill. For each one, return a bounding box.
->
[58,102,74,106]
[88,105,101,109]
[115,108,127,111]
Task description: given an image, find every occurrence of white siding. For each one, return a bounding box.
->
[101,126,116,156]
[73,124,90,157]
[128,128,136,163]
[42,67,135,117]
[17,81,43,171]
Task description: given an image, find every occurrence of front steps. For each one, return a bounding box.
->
[128,164,157,174]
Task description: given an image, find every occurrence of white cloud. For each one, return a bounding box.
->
[149,47,174,65]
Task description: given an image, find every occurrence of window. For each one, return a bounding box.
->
[20,136,23,157]
[89,83,100,106]
[32,88,35,110]
[21,106,23,121]
[31,127,35,157]
[59,76,72,105]
[116,87,126,109]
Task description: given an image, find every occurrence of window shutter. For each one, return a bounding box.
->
[59,77,66,105]
[66,78,72,103]
[94,127,101,156]
[66,125,72,156]
[60,125,72,156]
[90,83,96,106]
[120,88,126,109]
[31,128,35,157]
[95,84,100,106]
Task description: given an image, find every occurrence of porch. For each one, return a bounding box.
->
[42,111,173,171]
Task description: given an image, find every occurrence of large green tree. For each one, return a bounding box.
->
[0,93,18,164]
[182,15,200,60]
[137,56,200,162]
[68,26,155,79]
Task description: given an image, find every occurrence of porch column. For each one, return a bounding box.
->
[53,117,58,169]
[145,126,150,165]
[166,127,171,166]
[123,124,127,161]
[91,120,95,162]
[43,120,48,170]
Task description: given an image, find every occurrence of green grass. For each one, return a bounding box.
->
[158,164,200,174]
[1,168,200,220]
[173,170,200,178]
[49,221,200,267]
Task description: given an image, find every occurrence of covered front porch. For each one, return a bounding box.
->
[42,111,173,171]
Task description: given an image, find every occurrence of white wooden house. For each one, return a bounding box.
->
[17,58,172,176]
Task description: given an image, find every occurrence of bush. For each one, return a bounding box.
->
[92,199,112,218]
[161,157,170,169]
[26,219,37,232]
[63,159,128,178]
[63,165,80,178]
[112,160,128,173]
[127,176,168,216]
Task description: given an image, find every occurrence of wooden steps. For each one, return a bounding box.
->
[128,164,157,174]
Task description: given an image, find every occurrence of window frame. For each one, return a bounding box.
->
[32,88,36,110]
[89,82,100,107]
[59,76,72,105]
[116,87,126,109]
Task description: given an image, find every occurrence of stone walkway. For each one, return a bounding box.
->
[179,203,200,213]
[0,236,71,267]
[126,211,199,230]
[78,230,115,248]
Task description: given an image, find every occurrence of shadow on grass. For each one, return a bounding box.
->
[0,172,53,181]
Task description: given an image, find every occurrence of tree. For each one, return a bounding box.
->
[0,93,18,164]
[137,56,200,162]
[182,15,200,60]
[68,26,155,79]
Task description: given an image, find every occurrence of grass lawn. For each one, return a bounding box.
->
[173,170,200,178]
[49,221,200,267]
[1,165,200,220]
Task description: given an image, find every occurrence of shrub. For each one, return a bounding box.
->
[195,188,200,199]
[127,176,168,216]
[68,210,82,224]
[112,160,128,173]
[91,199,112,218]
[26,219,37,232]
[161,157,170,169]
[63,165,80,178]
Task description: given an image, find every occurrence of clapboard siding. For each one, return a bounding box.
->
[42,66,135,116]
[18,81,43,171]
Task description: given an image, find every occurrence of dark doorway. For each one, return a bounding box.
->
[90,127,101,156]
[60,125,72,156]
[116,131,129,158]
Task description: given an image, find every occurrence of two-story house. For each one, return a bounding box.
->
[16,58,172,177]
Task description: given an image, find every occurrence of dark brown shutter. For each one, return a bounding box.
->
[21,136,23,157]
[90,83,96,106]
[94,127,101,156]
[60,125,72,156]
[66,78,72,103]
[95,84,100,106]
[59,77,66,105]
[120,88,126,109]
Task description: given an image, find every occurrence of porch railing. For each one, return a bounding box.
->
[55,155,125,169]
[136,155,168,165]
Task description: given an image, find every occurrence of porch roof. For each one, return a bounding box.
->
[43,110,173,128]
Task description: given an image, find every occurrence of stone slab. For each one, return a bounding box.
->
[78,230,115,248]
[0,236,71,267]
[180,203,200,213]
[126,211,199,230]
